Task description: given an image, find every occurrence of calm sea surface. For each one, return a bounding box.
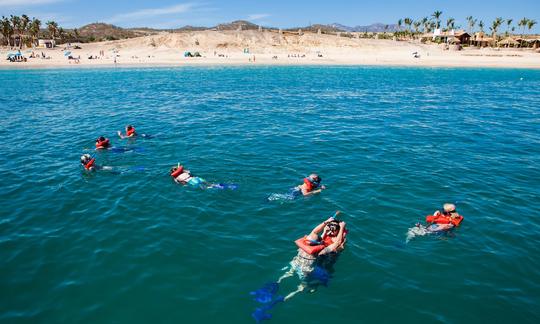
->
[0,66,539,323]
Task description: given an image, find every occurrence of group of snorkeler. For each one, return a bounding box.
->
[80,125,138,171]
[80,125,464,304]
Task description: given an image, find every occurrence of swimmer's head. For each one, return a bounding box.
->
[443,203,456,214]
[170,165,186,176]
[97,136,106,142]
[80,154,91,164]
[325,220,340,236]
[309,174,321,183]
[126,125,133,131]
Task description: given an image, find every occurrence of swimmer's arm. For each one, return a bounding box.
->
[117,130,126,139]
[302,188,321,196]
[307,219,331,240]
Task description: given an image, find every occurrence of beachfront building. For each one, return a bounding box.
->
[431,29,471,44]
[515,38,540,49]
[471,32,494,47]
[37,39,56,48]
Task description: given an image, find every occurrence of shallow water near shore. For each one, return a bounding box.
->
[1,66,539,323]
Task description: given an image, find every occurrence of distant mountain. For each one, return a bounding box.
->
[286,24,343,33]
[331,23,398,32]
[78,23,145,40]
[215,20,259,31]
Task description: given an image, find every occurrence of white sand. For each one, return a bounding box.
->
[1,30,539,69]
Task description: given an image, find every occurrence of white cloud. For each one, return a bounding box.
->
[0,0,62,7]
[107,3,195,24]
[247,13,270,21]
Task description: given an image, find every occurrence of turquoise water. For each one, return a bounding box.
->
[1,66,539,323]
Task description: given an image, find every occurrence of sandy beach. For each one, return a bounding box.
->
[1,30,539,69]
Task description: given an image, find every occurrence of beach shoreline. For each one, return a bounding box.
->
[2,31,539,70]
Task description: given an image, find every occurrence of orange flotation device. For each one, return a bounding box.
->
[426,213,464,226]
[95,138,110,149]
[295,235,334,255]
[170,165,184,178]
[303,177,321,192]
[84,158,95,170]
[126,127,135,137]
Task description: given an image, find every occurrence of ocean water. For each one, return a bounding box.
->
[0,66,539,323]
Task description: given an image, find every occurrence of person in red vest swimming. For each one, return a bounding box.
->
[117,125,136,139]
[427,203,464,227]
[296,173,326,196]
[95,136,110,149]
[80,154,113,172]
[409,203,464,241]
[276,211,347,300]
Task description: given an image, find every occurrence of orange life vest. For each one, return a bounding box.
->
[304,177,320,192]
[84,158,95,170]
[170,166,184,178]
[96,138,110,149]
[126,127,135,137]
[295,235,334,255]
[426,213,464,226]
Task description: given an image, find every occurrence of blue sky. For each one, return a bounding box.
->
[1,0,539,32]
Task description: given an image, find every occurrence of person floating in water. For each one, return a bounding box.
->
[406,203,464,243]
[297,173,326,196]
[267,173,326,201]
[117,125,136,139]
[276,211,346,300]
[80,154,113,172]
[169,164,237,190]
[95,136,110,149]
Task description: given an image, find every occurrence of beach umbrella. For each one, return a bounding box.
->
[64,51,71,56]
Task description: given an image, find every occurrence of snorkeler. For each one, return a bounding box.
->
[427,203,463,226]
[276,211,346,300]
[267,173,326,201]
[169,164,237,190]
[406,203,464,243]
[95,136,110,149]
[117,125,136,139]
[80,154,113,172]
[297,173,326,196]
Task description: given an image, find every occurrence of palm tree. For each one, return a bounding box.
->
[46,20,59,42]
[526,19,537,34]
[404,17,413,37]
[518,18,528,38]
[479,20,484,33]
[432,10,443,29]
[466,16,477,34]
[20,14,30,48]
[506,19,513,36]
[491,17,504,41]
[29,18,41,47]
[413,21,421,35]
[1,16,14,46]
[10,15,21,47]
[421,17,428,33]
[446,18,455,31]
[397,19,403,32]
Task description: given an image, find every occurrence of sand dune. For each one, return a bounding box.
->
[2,30,539,68]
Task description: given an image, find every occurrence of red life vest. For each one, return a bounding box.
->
[96,138,110,149]
[426,213,464,226]
[170,166,184,178]
[295,235,334,255]
[304,177,317,192]
[84,158,95,170]
[126,127,135,137]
